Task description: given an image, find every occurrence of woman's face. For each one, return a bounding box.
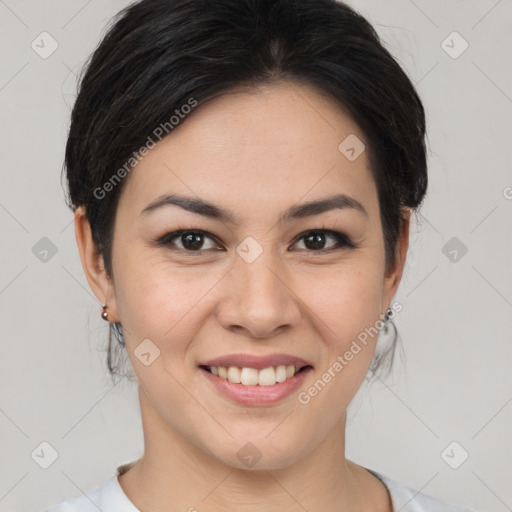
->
[77,80,409,470]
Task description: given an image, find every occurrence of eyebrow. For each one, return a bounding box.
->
[140,193,368,223]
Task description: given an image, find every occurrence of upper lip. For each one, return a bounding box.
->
[199,353,313,370]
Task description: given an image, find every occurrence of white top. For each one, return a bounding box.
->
[42,460,477,512]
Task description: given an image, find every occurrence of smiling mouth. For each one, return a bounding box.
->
[199,364,313,387]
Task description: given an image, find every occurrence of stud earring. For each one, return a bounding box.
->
[101,304,109,321]
[382,307,393,335]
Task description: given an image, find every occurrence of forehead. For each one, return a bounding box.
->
[118,81,378,223]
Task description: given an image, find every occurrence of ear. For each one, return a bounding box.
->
[74,206,119,322]
[382,208,411,312]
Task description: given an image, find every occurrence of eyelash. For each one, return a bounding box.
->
[155,225,356,254]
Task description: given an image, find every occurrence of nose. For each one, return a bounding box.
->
[216,248,302,339]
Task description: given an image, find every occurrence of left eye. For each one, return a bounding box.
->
[293,230,353,251]
[157,229,354,253]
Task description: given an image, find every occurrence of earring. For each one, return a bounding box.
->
[101,304,109,321]
[382,307,393,335]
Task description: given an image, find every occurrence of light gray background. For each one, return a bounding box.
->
[1,1,511,511]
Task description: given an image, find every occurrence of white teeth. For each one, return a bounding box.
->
[258,367,276,386]
[240,367,259,386]
[207,364,304,386]
[275,365,287,383]
[227,366,241,383]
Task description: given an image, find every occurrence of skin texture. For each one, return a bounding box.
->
[75,80,410,511]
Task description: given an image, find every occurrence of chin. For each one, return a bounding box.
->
[204,432,307,472]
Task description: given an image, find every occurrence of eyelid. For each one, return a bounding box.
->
[292,229,355,251]
[156,227,220,248]
[156,227,355,252]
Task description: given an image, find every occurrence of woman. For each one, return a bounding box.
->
[43,0,477,510]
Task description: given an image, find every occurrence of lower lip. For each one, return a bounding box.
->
[199,367,313,406]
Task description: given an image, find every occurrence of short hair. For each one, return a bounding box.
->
[63,0,427,381]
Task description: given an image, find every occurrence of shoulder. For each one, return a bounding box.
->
[369,469,478,512]
[41,478,108,512]
[41,476,124,512]
[41,462,140,512]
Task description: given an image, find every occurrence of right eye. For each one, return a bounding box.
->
[157,229,222,253]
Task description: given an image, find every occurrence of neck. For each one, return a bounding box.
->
[118,387,391,512]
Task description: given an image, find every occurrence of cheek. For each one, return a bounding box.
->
[302,264,384,332]
[299,275,383,412]
[299,263,384,388]
[113,252,218,343]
